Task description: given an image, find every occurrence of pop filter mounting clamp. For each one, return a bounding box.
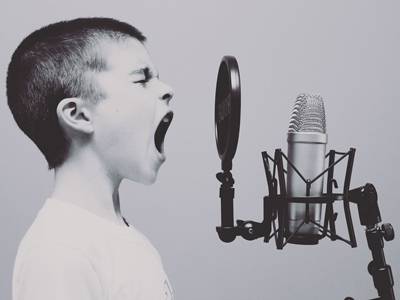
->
[214,56,396,299]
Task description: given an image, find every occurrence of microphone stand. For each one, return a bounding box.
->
[346,184,395,300]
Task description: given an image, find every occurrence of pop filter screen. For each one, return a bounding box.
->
[215,56,241,171]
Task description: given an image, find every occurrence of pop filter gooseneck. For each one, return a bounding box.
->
[215,56,241,172]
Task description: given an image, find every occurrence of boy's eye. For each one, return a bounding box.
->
[133,79,148,85]
[131,68,156,86]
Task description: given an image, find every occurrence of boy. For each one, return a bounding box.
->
[7,17,174,300]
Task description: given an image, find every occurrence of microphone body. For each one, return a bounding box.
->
[287,132,327,236]
[286,94,327,241]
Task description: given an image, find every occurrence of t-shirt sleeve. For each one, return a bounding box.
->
[13,243,104,300]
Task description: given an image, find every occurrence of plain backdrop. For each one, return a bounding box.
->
[1,1,399,299]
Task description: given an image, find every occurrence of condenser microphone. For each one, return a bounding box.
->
[286,93,327,244]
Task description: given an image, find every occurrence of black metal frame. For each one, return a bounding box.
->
[261,148,357,249]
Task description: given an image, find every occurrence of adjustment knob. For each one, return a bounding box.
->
[237,220,260,241]
[381,223,394,241]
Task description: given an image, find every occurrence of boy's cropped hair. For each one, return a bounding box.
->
[7,17,146,169]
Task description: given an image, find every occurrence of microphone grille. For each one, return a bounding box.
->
[288,93,326,133]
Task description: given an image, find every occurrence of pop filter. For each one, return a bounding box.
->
[215,56,241,171]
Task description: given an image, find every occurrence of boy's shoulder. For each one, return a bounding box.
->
[13,198,172,300]
[17,198,162,265]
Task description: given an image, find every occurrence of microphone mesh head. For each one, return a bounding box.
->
[288,93,326,133]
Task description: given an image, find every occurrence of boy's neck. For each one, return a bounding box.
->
[51,152,126,227]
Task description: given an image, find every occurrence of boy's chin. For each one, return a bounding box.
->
[125,168,158,185]
[140,174,157,185]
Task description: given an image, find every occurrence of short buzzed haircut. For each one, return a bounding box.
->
[7,17,146,169]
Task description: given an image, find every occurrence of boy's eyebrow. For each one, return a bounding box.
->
[129,68,147,76]
[129,67,159,78]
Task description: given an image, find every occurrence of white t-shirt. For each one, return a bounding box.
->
[12,198,174,300]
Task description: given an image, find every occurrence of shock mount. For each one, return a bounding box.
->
[216,148,395,300]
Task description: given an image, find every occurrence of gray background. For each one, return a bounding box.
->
[1,1,399,299]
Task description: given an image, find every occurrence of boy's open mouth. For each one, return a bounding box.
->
[154,111,174,154]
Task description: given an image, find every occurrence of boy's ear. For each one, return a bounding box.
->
[56,98,94,135]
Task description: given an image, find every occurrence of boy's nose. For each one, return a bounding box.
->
[161,91,173,103]
[159,83,174,104]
